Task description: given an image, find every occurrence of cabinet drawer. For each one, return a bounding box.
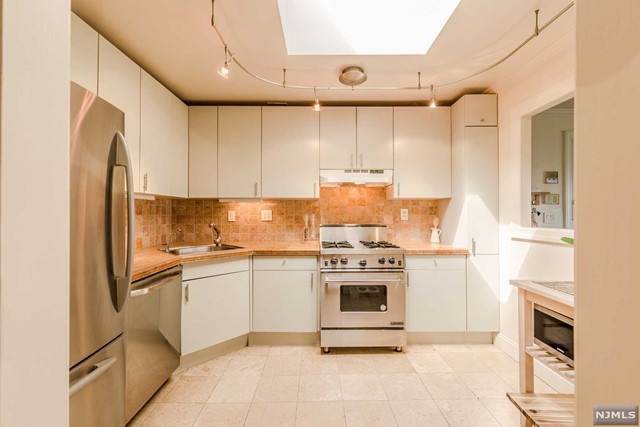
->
[253,256,318,271]
[183,256,250,281]
[406,255,466,270]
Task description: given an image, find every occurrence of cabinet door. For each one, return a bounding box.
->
[466,254,499,331]
[262,107,319,198]
[464,94,497,126]
[181,271,250,355]
[188,106,217,198]
[466,127,499,254]
[171,96,189,198]
[392,107,451,199]
[320,107,356,169]
[357,107,393,169]
[98,36,141,192]
[140,71,172,196]
[71,14,98,93]
[218,106,262,198]
[406,269,466,332]
[253,270,317,332]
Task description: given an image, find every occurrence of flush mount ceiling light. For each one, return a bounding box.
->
[209,0,574,105]
[276,0,461,55]
[339,66,367,87]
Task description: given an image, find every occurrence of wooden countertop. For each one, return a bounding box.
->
[510,279,575,308]
[133,241,320,282]
[133,241,469,282]
[398,242,469,255]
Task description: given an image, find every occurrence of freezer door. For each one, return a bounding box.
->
[69,335,125,427]
[70,82,135,367]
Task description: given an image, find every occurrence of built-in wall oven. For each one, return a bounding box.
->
[319,224,407,352]
[534,304,574,366]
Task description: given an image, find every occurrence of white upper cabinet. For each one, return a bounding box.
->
[188,106,217,198]
[390,107,451,199]
[319,107,393,170]
[98,36,141,192]
[171,95,189,198]
[320,107,356,170]
[140,70,172,196]
[459,94,497,126]
[218,106,262,198]
[70,13,98,93]
[262,107,320,199]
[356,107,393,169]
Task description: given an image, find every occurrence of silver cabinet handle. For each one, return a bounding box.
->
[351,153,354,169]
[406,272,409,287]
[254,182,258,197]
[143,173,148,192]
[310,272,314,290]
[313,182,317,198]
[471,238,476,256]
[324,278,404,283]
[282,259,287,266]
[185,284,190,303]
[397,183,400,197]
[69,357,117,397]
[360,153,363,168]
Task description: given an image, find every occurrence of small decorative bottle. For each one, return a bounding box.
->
[303,214,310,241]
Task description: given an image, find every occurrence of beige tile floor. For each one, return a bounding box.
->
[128,344,556,427]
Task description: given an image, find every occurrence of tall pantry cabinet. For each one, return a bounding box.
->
[440,94,499,332]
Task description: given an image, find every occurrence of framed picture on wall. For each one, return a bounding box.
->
[544,193,560,204]
[544,171,559,184]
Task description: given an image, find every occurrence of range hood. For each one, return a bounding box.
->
[320,169,393,187]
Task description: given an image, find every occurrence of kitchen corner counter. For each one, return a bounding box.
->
[509,279,575,308]
[133,241,320,282]
[398,242,469,255]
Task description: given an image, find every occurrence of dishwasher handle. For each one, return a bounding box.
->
[130,265,182,298]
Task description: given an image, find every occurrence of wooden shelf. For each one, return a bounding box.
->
[526,345,575,383]
[507,392,575,427]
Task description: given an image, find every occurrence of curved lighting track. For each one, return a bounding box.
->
[211,0,574,93]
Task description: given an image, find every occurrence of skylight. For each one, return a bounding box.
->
[277,0,461,56]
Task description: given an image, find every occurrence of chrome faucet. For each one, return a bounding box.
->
[209,223,221,247]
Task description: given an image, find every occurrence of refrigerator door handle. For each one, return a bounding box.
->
[106,131,135,312]
[69,356,118,398]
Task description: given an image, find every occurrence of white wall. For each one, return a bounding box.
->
[575,1,640,424]
[0,1,70,426]
[489,19,575,391]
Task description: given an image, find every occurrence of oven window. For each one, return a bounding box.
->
[340,285,387,312]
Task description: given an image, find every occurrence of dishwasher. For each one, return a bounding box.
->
[125,265,182,423]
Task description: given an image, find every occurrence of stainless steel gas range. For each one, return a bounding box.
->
[319,224,407,353]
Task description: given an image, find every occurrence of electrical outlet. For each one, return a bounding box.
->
[227,211,236,222]
[545,213,555,223]
[400,208,409,221]
[261,210,273,221]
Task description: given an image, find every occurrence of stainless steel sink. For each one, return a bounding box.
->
[160,244,243,256]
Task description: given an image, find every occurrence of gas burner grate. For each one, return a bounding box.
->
[322,241,354,249]
[359,240,400,249]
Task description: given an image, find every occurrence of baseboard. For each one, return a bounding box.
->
[177,334,248,371]
[408,332,495,345]
[494,332,574,394]
[249,332,320,346]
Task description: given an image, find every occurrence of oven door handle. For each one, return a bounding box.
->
[323,278,404,284]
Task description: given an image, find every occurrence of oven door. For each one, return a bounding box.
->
[321,271,405,329]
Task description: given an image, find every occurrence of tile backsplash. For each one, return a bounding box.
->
[135,187,438,248]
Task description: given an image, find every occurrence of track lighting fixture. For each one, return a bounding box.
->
[429,85,437,108]
[217,45,231,79]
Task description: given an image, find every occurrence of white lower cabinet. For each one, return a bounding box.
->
[466,254,499,331]
[252,256,318,333]
[406,255,466,332]
[181,258,250,355]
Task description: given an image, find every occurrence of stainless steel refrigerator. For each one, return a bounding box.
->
[69,82,134,427]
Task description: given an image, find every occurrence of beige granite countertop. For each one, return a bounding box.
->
[134,240,469,282]
[509,279,575,308]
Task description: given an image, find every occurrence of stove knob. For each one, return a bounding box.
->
[388,257,396,265]
[340,257,348,265]
[378,257,386,265]
[358,259,367,267]
[330,257,338,266]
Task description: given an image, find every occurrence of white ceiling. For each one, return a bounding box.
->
[72,0,575,105]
